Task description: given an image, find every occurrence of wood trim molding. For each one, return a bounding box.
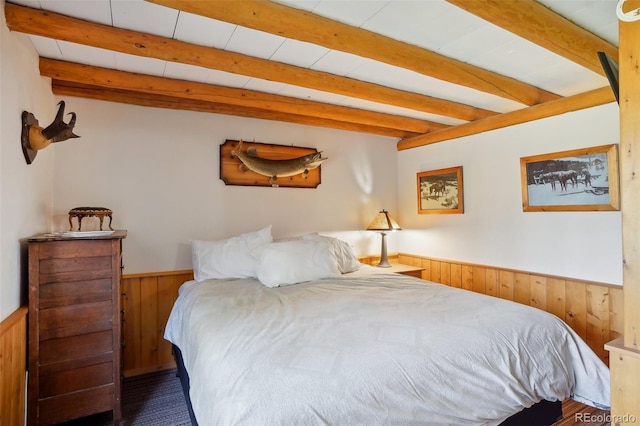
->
[123,270,194,280]
[0,306,28,426]
[0,306,28,335]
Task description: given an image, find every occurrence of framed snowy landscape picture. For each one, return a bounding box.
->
[520,144,619,212]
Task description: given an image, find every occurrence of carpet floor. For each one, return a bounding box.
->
[58,369,609,425]
[59,369,191,426]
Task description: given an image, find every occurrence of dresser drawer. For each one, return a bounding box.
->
[39,361,114,398]
[39,278,113,309]
[38,257,115,285]
[39,330,113,365]
[39,255,112,274]
[37,385,115,426]
[36,239,113,260]
[39,300,114,340]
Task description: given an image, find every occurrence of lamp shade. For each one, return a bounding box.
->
[367,210,401,231]
[366,210,401,268]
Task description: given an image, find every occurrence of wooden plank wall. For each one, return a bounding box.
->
[121,254,621,376]
[0,306,28,426]
[121,271,192,377]
[395,253,622,364]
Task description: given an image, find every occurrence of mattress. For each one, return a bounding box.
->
[164,267,610,425]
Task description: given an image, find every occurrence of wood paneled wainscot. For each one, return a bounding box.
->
[1,306,28,426]
[121,270,193,377]
[121,254,621,376]
[395,253,622,364]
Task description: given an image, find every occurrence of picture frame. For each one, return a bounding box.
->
[417,166,464,214]
[220,140,322,188]
[520,144,619,212]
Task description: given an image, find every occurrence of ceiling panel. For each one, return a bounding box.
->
[204,69,252,88]
[37,0,112,25]
[173,12,237,49]
[437,24,516,64]
[538,0,619,45]
[163,61,212,84]
[28,34,63,59]
[277,84,349,104]
[341,96,467,125]
[362,1,485,51]
[309,50,369,76]
[225,26,286,60]
[56,40,117,69]
[243,78,288,94]
[522,61,608,97]
[310,0,390,27]
[111,0,178,37]
[269,39,331,68]
[114,52,167,77]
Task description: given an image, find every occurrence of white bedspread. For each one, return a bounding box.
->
[164,269,610,425]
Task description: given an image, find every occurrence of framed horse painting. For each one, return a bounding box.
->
[520,144,620,212]
[417,166,464,214]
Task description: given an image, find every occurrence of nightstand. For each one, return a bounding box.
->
[385,263,425,278]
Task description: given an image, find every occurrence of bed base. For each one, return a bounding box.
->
[171,344,562,426]
[173,344,199,426]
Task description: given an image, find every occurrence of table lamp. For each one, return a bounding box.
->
[367,209,401,267]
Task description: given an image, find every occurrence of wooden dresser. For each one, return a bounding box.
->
[27,230,126,425]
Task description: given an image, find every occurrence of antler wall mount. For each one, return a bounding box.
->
[21,101,79,164]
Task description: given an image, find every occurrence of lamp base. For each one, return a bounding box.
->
[375,232,392,268]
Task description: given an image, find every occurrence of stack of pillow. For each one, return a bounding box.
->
[191,225,360,288]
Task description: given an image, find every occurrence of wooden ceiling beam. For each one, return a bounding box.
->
[398,87,615,150]
[4,3,493,122]
[40,58,446,134]
[146,0,560,105]
[446,0,618,75]
[52,81,418,138]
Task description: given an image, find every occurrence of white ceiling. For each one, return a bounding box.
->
[6,0,619,133]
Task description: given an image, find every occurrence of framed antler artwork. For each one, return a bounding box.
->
[416,166,464,214]
[520,144,620,212]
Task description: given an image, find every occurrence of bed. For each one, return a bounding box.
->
[164,227,610,425]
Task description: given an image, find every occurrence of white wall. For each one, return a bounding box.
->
[50,98,623,285]
[51,98,399,274]
[397,103,623,285]
[0,0,56,320]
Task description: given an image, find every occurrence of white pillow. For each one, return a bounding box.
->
[301,233,360,273]
[191,225,273,282]
[256,239,341,287]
